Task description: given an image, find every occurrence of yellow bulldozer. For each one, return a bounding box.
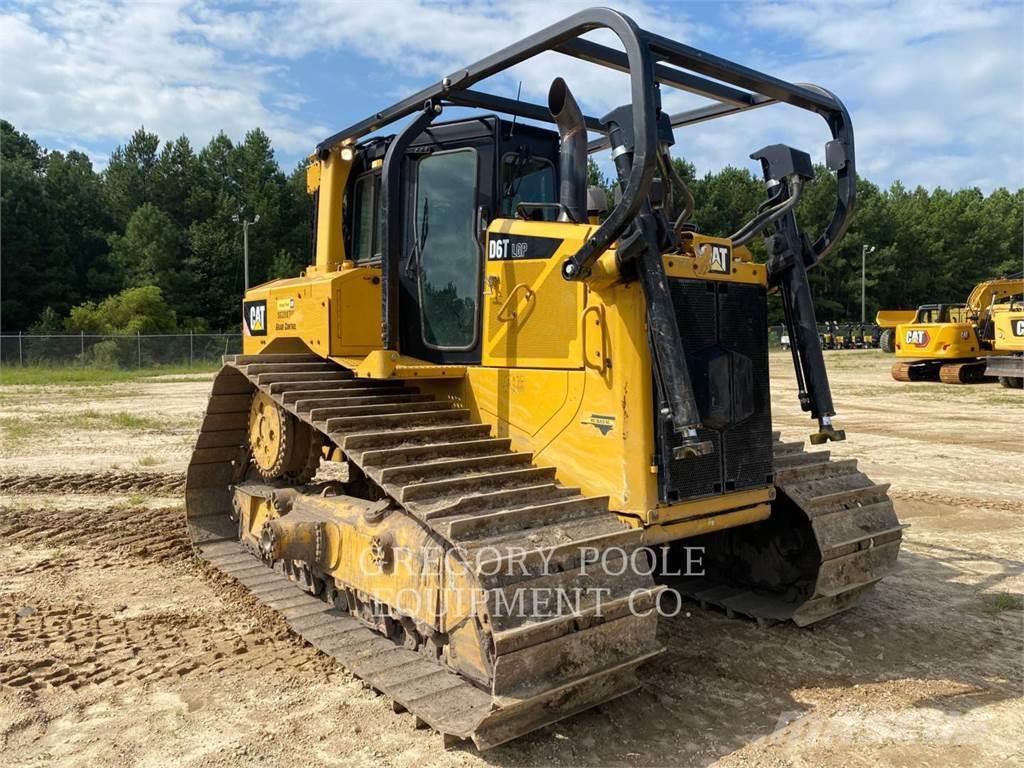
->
[984,298,1024,387]
[185,9,902,750]
[888,274,1024,383]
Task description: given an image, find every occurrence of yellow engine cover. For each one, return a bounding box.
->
[242,266,382,357]
[894,320,981,358]
[992,306,1024,353]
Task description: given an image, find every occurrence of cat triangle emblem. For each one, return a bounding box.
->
[709,244,731,273]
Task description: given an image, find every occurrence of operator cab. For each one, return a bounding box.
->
[342,117,561,364]
[914,303,966,324]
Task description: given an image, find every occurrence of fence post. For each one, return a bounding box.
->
[137,332,142,368]
[19,331,23,366]
[189,330,194,368]
[80,330,84,359]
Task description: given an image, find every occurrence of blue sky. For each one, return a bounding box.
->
[2,0,1022,191]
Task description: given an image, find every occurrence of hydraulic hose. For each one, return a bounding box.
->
[729,175,804,248]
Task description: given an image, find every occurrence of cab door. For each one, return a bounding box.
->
[397,131,494,364]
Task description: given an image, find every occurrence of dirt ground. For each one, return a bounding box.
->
[0,351,1021,768]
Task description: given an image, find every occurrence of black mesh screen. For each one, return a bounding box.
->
[657,279,773,503]
[719,282,774,490]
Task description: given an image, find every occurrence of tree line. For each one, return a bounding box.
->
[591,158,1022,323]
[2,120,310,333]
[2,119,1021,333]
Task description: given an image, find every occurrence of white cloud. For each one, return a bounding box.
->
[0,0,326,166]
[729,0,1024,190]
[0,0,1019,190]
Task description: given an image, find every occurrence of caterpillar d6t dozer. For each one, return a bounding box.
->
[185,8,903,750]
[889,273,1024,384]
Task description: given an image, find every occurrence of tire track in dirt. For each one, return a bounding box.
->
[0,486,334,697]
[0,471,185,496]
[0,503,192,569]
[0,600,318,692]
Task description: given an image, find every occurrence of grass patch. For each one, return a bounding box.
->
[983,394,1024,406]
[0,385,137,406]
[0,417,37,444]
[144,376,217,384]
[982,592,1024,617]
[137,455,161,467]
[110,412,165,429]
[63,410,181,432]
[0,364,219,387]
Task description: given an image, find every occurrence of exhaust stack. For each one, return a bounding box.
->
[548,78,587,223]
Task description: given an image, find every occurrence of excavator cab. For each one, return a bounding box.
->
[914,303,966,324]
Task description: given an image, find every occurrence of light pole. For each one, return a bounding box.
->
[232,212,260,290]
[861,243,875,323]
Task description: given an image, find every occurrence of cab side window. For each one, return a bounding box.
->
[415,148,480,350]
[501,154,556,220]
[349,172,382,263]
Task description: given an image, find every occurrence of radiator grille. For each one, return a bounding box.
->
[657,279,774,503]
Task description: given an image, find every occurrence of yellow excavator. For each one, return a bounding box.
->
[985,298,1024,387]
[185,9,902,750]
[889,274,1024,383]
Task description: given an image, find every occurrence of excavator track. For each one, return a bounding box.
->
[938,360,989,384]
[890,361,917,382]
[892,359,990,384]
[670,432,903,626]
[185,354,663,751]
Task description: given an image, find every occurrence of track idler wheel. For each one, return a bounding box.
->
[248,392,322,481]
[249,392,295,478]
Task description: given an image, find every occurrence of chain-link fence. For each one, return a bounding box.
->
[0,333,242,368]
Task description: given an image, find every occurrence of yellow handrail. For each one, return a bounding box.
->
[496,283,534,322]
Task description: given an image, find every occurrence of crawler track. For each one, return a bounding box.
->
[890,361,918,382]
[891,358,991,384]
[938,361,989,384]
[185,354,663,751]
[184,354,902,747]
[672,433,903,626]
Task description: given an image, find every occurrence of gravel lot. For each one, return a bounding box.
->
[1,351,1020,767]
